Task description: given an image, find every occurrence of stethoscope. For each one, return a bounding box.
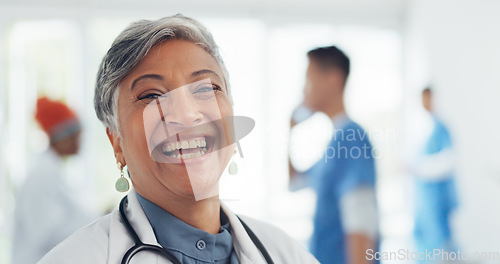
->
[119,196,275,264]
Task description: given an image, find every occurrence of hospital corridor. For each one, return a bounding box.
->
[1,0,500,263]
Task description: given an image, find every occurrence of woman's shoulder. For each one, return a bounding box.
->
[38,211,116,264]
[237,215,319,264]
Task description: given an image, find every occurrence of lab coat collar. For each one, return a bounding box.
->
[126,188,162,246]
[125,189,266,264]
[220,202,267,263]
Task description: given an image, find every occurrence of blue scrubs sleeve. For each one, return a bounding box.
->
[337,138,377,198]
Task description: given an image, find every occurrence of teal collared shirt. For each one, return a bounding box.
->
[137,193,239,263]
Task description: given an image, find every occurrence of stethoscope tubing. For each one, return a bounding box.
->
[119,195,274,264]
[120,197,182,264]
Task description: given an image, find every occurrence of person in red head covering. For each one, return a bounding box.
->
[12,97,93,264]
[35,97,82,155]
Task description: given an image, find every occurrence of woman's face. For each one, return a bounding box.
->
[112,39,234,201]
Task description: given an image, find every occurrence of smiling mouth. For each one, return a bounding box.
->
[156,136,214,160]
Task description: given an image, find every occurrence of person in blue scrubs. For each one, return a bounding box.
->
[289,46,378,264]
[413,87,458,258]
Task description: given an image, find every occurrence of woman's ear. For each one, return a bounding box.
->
[106,127,125,165]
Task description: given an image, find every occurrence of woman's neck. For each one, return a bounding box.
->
[140,189,222,234]
[170,197,221,234]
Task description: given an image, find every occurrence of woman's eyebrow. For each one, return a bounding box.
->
[191,69,222,83]
[131,74,164,91]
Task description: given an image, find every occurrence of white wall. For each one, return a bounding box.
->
[405,0,500,255]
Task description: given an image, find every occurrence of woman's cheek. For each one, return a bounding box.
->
[138,106,158,153]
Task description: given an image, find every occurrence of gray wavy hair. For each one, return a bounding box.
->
[94,14,231,133]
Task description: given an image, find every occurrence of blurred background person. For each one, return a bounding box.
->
[12,97,94,264]
[288,46,378,264]
[411,87,459,259]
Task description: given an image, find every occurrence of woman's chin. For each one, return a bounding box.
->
[192,183,220,201]
[186,170,221,201]
[157,146,230,200]
[162,168,221,201]
[172,180,219,201]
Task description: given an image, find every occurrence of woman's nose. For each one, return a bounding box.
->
[161,89,204,128]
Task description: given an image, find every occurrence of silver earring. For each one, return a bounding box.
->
[228,160,238,175]
[115,162,130,192]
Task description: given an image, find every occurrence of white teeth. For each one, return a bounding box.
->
[162,144,170,153]
[163,137,207,153]
[162,137,208,160]
[168,150,205,160]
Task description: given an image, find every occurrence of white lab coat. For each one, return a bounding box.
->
[38,189,319,264]
[12,149,93,264]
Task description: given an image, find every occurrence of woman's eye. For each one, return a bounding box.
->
[138,93,163,101]
[195,84,221,93]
